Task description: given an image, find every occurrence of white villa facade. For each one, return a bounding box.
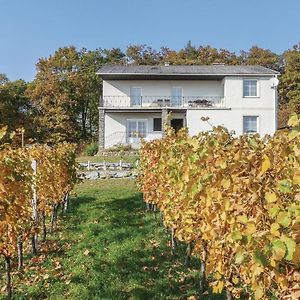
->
[97,65,279,149]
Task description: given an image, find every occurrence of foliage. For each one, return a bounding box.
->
[279,44,300,111]
[84,142,98,156]
[26,46,105,143]
[0,127,79,298]
[138,115,300,299]
[0,78,32,136]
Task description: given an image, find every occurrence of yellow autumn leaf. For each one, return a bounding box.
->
[293,172,300,185]
[261,156,271,174]
[265,191,277,203]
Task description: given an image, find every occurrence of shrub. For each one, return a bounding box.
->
[84,142,98,156]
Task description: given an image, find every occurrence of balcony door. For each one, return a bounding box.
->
[127,119,147,145]
[171,87,182,107]
[130,87,142,106]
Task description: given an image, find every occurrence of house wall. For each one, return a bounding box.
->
[105,112,159,148]
[103,80,224,97]
[186,108,275,136]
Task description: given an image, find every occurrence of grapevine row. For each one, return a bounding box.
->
[0,129,79,299]
[138,115,300,299]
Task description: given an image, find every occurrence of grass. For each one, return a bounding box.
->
[76,155,138,164]
[0,179,226,300]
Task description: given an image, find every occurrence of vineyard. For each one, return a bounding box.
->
[138,115,300,300]
[0,127,79,299]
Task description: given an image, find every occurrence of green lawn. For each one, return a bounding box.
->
[76,155,138,164]
[1,179,225,300]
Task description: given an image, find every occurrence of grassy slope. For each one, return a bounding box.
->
[1,180,225,300]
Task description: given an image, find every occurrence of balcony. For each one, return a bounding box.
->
[101,95,225,109]
[105,131,163,148]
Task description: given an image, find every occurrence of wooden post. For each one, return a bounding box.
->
[17,237,23,270]
[87,161,90,171]
[31,159,38,254]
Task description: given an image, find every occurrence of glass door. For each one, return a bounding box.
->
[127,120,147,144]
[171,87,182,107]
[130,87,142,106]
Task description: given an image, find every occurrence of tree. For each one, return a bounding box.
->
[0,76,32,135]
[126,44,161,65]
[26,46,105,143]
[244,46,281,71]
[279,44,300,113]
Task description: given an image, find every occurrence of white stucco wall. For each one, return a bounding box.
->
[103,80,224,97]
[186,108,275,137]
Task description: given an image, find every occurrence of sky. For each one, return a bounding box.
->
[0,0,299,81]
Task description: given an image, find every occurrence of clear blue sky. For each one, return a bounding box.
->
[0,0,299,81]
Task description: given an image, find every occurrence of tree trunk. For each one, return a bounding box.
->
[185,242,194,267]
[50,204,59,232]
[41,211,47,242]
[63,193,69,213]
[31,234,38,255]
[5,256,12,300]
[199,242,207,295]
[146,202,150,211]
[226,290,232,300]
[17,237,23,270]
[171,228,177,253]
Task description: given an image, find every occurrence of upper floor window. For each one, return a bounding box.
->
[243,79,258,97]
[243,116,258,134]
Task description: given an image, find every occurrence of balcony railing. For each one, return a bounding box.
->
[101,95,225,108]
[105,131,163,149]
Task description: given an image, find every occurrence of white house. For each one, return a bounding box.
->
[97,64,279,149]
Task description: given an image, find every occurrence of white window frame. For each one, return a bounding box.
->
[243,79,259,98]
[126,119,148,138]
[243,115,259,134]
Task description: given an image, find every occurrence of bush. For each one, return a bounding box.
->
[84,142,98,156]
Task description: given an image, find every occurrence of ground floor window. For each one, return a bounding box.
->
[243,116,258,134]
[153,118,162,131]
[127,120,147,141]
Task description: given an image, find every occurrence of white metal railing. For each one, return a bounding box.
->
[105,131,163,149]
[101,95,225,108]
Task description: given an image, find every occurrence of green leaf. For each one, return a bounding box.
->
[235,251,244,264]
[276,211,291,228]
[268,204,280,218]
[271,239,286,260]
[288,114,299,127]
[253,250,268,266]
[277,179,292,193]
[237,215,248,224]
[281,235,296,261]
[232,231,243,241]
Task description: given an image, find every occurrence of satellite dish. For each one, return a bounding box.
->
[270,77,279,87]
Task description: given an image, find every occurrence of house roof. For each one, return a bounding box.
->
[97,65,279,80]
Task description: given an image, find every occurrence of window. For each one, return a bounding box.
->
[127,120,147,138]
[243,116,258,134]
[243,79,258,97]
[153,118,162,131]
[130,87,142,106]
[171,87,182,106]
